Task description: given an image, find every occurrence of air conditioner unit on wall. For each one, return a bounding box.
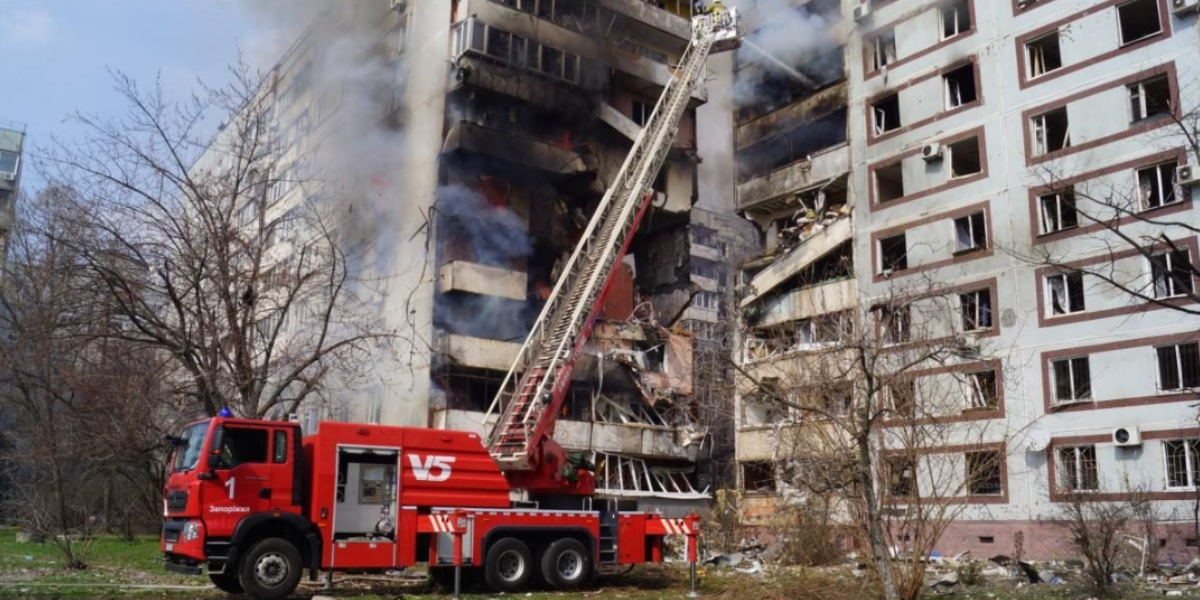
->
[1173,0,1200,15]
[0,172,14,181]
[1178,164,1200,185]
[922,142,944,161]
[1113,426,1142,447]
[852,4,871,22]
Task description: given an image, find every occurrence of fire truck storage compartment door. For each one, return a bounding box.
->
[330,446,400,569]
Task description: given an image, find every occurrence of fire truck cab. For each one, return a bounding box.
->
[162,417,698,599]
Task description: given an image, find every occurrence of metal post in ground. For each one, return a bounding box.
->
[686,530,699,598]
[452,516,465,600]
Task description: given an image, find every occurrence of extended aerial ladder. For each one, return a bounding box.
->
[483,10,740,496]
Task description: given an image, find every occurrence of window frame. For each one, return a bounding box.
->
[966,369,999,409]
[1156,341,1200,392]
[1025,31,1063,79]
[954,211,988,252]
[1031,107,1070,156]
[1129,75,1172,123]
[1050,356,1092,404]
[959,288,993,332]
[1116,0,1163,47]
[1164,439,1200,490]
[940,0,971,41]
[0,150,19,178]
[943,64,977,110]
[948,137,983,178]
[1045,271,1086,316]
[965,450,1003,496]
[878,233,908,273]
[1150,248,1194,299]
[1056,445,1099,492]
[871,29,897,72]
[1137,161,1180,210]
[1039,189,1079,234]
[872,94,901,136]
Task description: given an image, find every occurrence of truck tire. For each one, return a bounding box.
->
[484,537,534,593]
[540,538,592,590]
[237,538,302,600]
[209,572,244,594]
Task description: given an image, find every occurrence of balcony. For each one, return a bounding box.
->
[439,261,527,301]
[440,334,522,372]
[737,143,850,213]
[749,278,856,328]
[442,121,591,175]
[741,216,853,307]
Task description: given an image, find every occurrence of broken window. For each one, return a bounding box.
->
[954,211,987,252]
[541,47,563,78]
[1026,32,1063,79]
[1051,356,1092,404]
[959,289,993,332]
[887,456,917,497]
[873,94,901,136]
[1046,272,1086,315]
[966,451,1002,496]
[536,0,554,19]
[510,35,529,67]
[1130,75,1171,122]
[1151,248,1194,298]
[966,369,999,409]
[875,162,905,203]
[1039,190,1079,234]
[1138,161,1179,209]
[1032,107,1070,156]
[944,64,978,109]
[870,29,897,72]
[1165,440,1200,489]
[879,305,911,344]
[878,233,908,273]
[886,378,916,417]
[1118,0,1161,45]
[1057,446,1099,491]
[819,382,854,417]
[942,0,971,39]
[1157,342,1200,391]
[632,100,651,127]
[742,461,776,492]
[949,137,982,177]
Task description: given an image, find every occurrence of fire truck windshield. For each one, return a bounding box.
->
[172,420,211,472]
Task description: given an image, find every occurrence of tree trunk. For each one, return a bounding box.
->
[857,431,901,600]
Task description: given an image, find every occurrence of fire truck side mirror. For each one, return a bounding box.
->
[209,427,225,458]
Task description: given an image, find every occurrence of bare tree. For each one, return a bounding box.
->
[736,268,1014,600]
[1049,484,1156,598]
[37,65,391,419]
[0,187,171,565]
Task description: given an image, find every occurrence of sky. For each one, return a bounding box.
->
[1,0,271,191]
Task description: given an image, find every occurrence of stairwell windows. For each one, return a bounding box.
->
[1026,32,1063,79]
[1032,107,1070,156]
[873,94,901,136]
[870,29,897,72]
[1039,190,1079,234]
[1046,272,1085,316]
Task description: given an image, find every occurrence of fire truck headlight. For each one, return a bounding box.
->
[182,521,203,542]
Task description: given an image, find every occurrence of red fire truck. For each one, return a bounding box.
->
[161,10,738,599]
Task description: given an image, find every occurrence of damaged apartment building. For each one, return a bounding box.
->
[235,0,747,513]
[733,0,1200,558]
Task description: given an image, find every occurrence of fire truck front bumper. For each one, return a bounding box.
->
[161,518,206,572]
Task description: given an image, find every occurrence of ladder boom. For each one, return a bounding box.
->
[482,10,740,492]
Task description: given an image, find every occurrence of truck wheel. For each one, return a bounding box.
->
[540,538,592,590]
[209,571,244,594]
[237,538,302,600]
[484,537,533,593]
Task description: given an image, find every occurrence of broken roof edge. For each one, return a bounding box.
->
[740,214,854,308]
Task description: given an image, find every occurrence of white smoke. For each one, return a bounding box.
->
[725,0,846,108]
